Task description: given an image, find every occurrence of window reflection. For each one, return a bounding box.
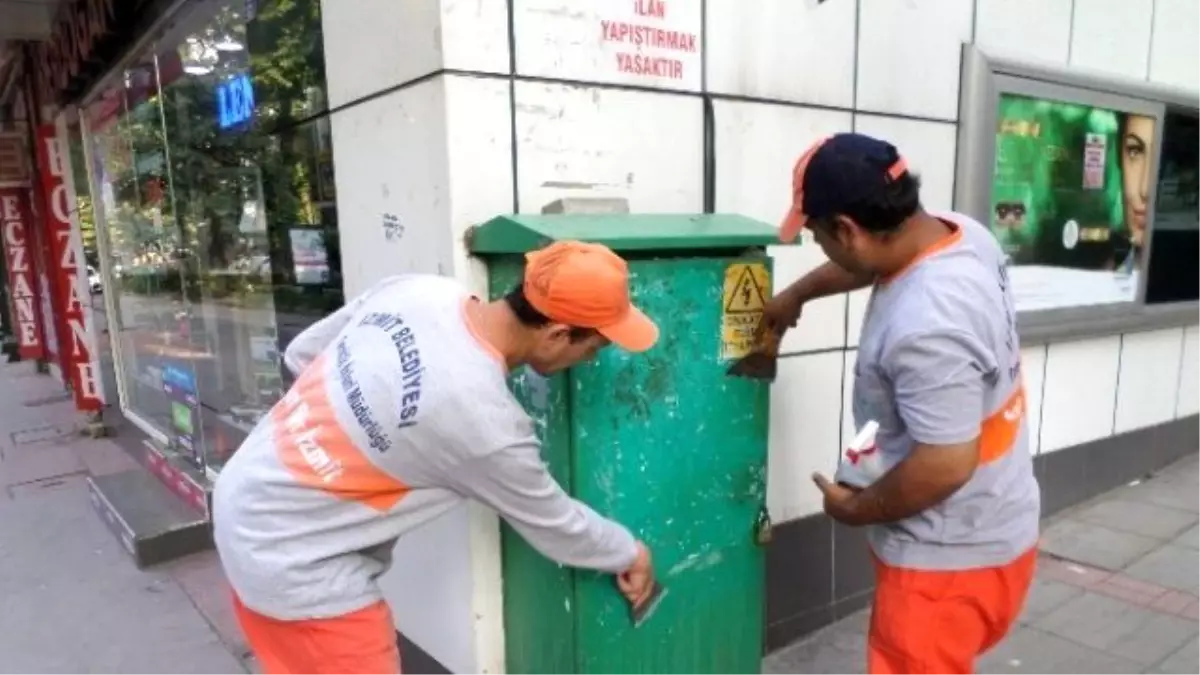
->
[85,0,340,473]
[88,52,209,470]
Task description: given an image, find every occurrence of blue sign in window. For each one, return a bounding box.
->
[216,73,255,130]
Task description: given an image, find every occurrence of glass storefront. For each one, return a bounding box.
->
[84,0,341,474]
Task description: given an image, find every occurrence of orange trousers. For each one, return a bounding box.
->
[233,594,401,674]
[867,547,1037,674]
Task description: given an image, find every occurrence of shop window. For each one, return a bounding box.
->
[87,51,206,466]
[1144,111,1199,305]
[85,0,340,473]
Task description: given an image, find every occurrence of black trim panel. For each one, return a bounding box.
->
[397,632,451,674]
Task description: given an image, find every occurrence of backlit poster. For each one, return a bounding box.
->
[991,93,1157,310]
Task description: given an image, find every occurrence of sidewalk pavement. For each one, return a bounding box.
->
[0,361,251,674]
[764,453,1199,675]
[1,358,1196,674]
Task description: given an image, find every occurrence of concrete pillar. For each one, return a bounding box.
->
[319,2,512,671]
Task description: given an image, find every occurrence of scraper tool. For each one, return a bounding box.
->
[726,320,781,381]
[628,579,668,628]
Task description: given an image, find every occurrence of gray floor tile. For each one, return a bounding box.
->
[1124,545,1200,594]
[1032,592,1196,666]
[1171,524,1199,551]
[978,626,1143,674]
[1041,518,1164,571]
[1019,578,1087,624]
[0,476,246,675]
[1104,611,1197,666]
[1116,477,1199,514]
[1148,636,1199,674]
[763,610,870,674]
[0,441,86,488]
[1161,455,1200,478]
[1074,499,1197,540]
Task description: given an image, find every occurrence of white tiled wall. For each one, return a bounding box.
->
[1115,328,1186,434]
[974,0,1073,66]
[1020,345,1048,457]
[444,75,514,287]
[1148,0,1200,90]
[770,239,848,354]
[767,351,844,522]
[855,0,974,120]
[321,0,1200,669]
[328,77,453,298]
[1178,326,1200,418]
[712,99,852,353]
[512,82,703,213]
[706,0,856,107]
[321,0,443,108]
[851,115,958,212]
[1068,0,1155,80]
[840,349,858,451]
[1040,336,1122,453]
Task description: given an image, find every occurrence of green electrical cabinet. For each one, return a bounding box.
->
[469,213,780,674]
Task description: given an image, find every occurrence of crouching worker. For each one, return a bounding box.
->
[213,241,660,674]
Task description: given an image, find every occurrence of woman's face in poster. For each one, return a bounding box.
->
[1121,115,1155,246]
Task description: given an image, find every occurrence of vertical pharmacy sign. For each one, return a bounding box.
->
[0,188,45,359]
[37,125,102,411]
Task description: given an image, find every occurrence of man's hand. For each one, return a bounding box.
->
[812,473,864,525]
[617,541,655,608]
[813,437,979,527]
[762,287,804,338]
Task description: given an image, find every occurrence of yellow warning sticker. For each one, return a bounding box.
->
[720,262,770,361]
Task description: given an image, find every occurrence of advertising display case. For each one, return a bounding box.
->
[989,91,1158,308]
[955,45,1199,343]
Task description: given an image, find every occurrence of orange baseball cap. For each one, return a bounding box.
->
[523,241,659,352]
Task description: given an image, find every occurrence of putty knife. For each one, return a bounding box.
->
[726,323,781,381]
[629,580,668,628]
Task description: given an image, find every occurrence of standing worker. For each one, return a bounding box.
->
[764,133,1041,674]
[213,241,660,674]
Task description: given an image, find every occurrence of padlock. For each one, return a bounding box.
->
[754,505,773,546]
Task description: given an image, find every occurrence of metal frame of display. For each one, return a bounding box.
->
[955,44,1199,345]
[74,0,214,473]
[75,108,174,450]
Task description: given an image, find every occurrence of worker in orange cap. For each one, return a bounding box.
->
[213,241,660,673]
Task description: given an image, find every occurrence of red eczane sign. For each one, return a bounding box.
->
[0,189,45,359]
[36,125,102,411]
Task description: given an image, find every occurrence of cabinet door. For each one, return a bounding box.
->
[570,256,771,674]
[491,258,577,674]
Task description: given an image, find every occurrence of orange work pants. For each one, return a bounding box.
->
[233,594,401,674]
[867,547,1037,674]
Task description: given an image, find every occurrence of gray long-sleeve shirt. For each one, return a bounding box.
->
[212,275,638,620]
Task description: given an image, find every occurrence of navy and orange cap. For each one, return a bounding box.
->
[779,133,910,243]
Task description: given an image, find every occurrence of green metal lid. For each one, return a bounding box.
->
[468,213,785,255]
